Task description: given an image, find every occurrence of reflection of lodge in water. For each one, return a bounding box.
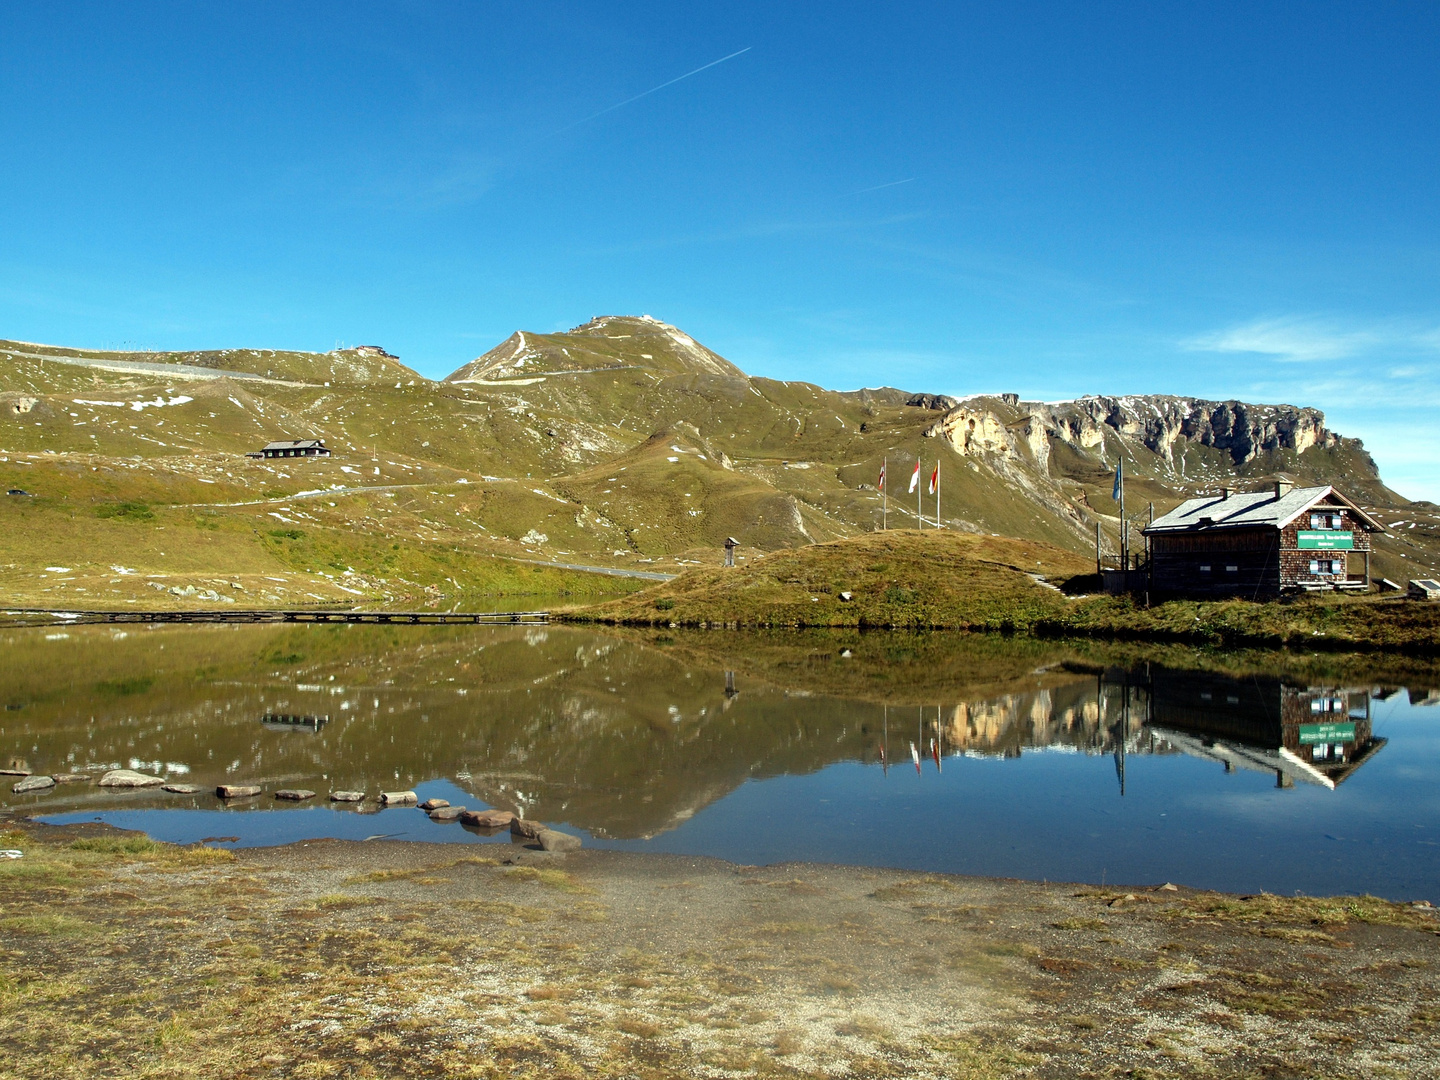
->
[1142,670,1384,790]
[915,667,1386,791]
[260,713,329,734]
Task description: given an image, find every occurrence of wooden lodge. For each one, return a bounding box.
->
[1142,481,1382,598]
[247,439,331,460]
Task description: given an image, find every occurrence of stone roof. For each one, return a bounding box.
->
[1145,485,1382,534]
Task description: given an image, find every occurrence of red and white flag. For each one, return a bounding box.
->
[907,460,921,493]
[877,462,886,490]
[928,464,938,495]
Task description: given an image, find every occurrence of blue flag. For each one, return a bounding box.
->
[1112,462,1122,502]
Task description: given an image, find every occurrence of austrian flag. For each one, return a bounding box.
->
[908,460,921,493]
[928,464,938,495]
[877,461,886,490]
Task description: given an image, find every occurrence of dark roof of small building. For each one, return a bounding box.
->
[1145,484,1382,534]
[262,439,328,452]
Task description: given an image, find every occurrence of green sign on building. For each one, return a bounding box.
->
[1297,530,1354,550]
[1298,722,1356,745]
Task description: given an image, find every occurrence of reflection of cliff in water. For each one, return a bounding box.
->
[862,667,1390,794]
[0,625,1411,839]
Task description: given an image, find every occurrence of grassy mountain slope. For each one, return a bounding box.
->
[3,318,1437,610]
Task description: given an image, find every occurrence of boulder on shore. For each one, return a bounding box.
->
[217,784,262,799]
[12,775,55,794]
[460,809,516,829]
[99,770,165,788]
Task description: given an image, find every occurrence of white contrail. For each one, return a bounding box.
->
[844,177,916,196]
[563,47,753,130]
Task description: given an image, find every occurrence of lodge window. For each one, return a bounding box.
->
[1309,559,1345,575]
[1310,512,1343,530]
[1199,565,1211,572]
[1226,565,1238,572]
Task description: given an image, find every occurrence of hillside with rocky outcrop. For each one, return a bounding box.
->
[1,317,1435,609]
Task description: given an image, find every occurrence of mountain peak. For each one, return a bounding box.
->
[445,315,744,383]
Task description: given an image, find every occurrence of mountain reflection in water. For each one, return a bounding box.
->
[3,624,1438,899]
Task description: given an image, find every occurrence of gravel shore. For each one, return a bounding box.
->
[2,817,1438,1078]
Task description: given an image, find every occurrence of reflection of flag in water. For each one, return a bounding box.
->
[877,461,886,490]
[928,465,938,495]
[908,460,921,493]
[910,741,921,774]
[931,737,940,771]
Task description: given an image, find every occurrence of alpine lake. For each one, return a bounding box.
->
[3,620,1438,903]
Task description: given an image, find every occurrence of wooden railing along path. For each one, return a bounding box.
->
[0,608,549,626]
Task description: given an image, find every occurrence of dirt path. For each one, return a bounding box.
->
[1,818,1437,1078]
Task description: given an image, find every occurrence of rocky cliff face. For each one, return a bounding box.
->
[925,394,1341,471]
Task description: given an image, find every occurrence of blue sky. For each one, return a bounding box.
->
[2,2,1438,498]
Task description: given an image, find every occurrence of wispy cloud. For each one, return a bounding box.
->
[559,47,752,132]
[1184,315,1440,364]
[843,178,916,197]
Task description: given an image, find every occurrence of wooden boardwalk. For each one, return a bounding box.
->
[1,608,549,626]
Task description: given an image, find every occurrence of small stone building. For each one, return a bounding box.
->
[1143,481,1381,597]
[252,439,331,460]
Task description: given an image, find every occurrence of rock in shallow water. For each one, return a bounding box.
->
[428,805,466,821]
[419,798,449,811]
[380,790,417,805]
[329,790,365,802]
[537,828,582,853]
[162,783,200,794]
[274,789,315,801]
[216,784,262,799]
[52,773,90,784]
[12,775,55,794]
[510,818,543,840]
[460,809,515,829]
[99,770,165,788]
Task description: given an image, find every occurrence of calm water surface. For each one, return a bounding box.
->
[3,622,1437,901]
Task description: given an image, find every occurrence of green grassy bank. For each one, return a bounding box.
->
[570,530,1440,653]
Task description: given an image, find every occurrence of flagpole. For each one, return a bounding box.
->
[1111,457,1123,570]
[936,463,941,528]
[916,458,922,530]
[882,457,887,531]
